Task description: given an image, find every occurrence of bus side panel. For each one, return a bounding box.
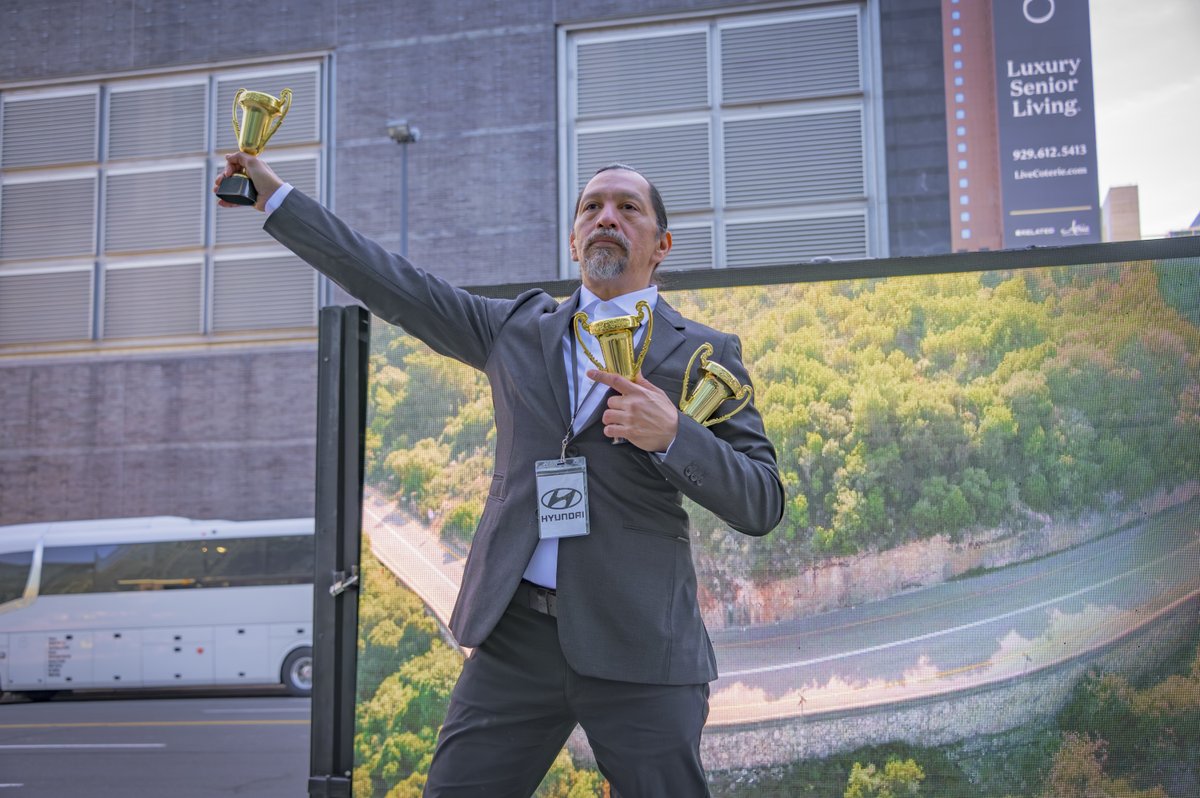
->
[93,629,143,687]
[142,628,215,685]
[8,633,50,690]
[44,631,95,688]
[214,625,270,683]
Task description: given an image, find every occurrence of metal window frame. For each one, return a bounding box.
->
[0,57,331,350]
[557,0,885,277]
[100,258,207,340]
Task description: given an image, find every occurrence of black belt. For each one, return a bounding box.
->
[512,580,557,617]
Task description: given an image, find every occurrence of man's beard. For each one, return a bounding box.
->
[580,231,630,281]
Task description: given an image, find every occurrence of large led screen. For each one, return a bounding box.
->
[352,255,1199,797]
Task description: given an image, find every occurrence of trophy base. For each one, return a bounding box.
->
[216,173,258,206]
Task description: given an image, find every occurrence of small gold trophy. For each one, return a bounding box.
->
[216,88,292,206]
[573,300,654,381]
[679,342,753,426]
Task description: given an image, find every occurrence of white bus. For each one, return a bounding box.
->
[0,516,314,701]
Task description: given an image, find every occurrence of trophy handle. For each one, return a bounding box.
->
[703,384,753,427]
[573,312,608,372]
[679,343,713,411]
[260,88,292,149]
[631,300,654,377]
[230,88,247,143]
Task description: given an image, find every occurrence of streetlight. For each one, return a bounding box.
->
[386,120,421,257]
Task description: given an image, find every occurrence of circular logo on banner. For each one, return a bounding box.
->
[1023,0,1055,24]
[540,487,583,510]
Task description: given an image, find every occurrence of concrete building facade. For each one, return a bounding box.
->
[1101,184,1142,242]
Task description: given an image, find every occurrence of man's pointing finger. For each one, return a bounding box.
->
[587,369,639,394]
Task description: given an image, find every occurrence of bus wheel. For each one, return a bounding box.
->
[282,646,313,696]
[22,691,58,702]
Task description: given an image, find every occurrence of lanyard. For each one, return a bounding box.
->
[561,331,603,462]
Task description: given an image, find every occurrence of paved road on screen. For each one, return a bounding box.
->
[362,488,1200,725]
[707,500,1199,722]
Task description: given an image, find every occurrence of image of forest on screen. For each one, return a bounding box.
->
[352,257,1199,798]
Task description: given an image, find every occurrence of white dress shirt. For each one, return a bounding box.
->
[263,182,293,216]
[521,284,659,589]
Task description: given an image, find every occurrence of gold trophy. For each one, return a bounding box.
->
[216,88,292,206]
[573,300,654,381]
[679,343,753,426]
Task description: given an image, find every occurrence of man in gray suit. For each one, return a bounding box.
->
[216,154,784,797]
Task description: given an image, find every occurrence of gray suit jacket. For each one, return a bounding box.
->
[266,189,784,685]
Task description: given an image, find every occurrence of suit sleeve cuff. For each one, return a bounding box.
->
[263,182,294,217]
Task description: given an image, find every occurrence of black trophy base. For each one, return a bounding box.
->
[216,173,258,206]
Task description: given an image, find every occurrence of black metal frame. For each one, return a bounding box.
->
[309,305,370,798]
[468,235,1200,299]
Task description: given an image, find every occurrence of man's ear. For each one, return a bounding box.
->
[650,230,673,268]
[568,230,580,262]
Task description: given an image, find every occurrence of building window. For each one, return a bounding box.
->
[0,60,326,348]
[560,3,884,273]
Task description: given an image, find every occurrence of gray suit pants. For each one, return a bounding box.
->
[423,594,711,797]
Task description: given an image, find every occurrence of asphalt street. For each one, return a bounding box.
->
[0,693,309,797]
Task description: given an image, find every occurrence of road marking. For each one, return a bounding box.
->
[723,539,1197,677]
[364,504,459,591]
[0,784,24,788]
[0,744,165,750]
[709,590,1200,723]
[0,720,306,730]
[201,707,309,714]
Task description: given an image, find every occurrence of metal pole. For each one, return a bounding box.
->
[387,120,420,258]
[308,305,369,798]
[401,140,408,257]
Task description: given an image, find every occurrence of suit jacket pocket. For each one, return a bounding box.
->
[488,472,506,502]
[622,522,689,544]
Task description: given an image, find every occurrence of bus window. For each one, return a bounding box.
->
[202,537,267,587]
[153,540,206,588]
[0,551,33,603]
[265,535,314,585]
[94,542,156,592]
[40,546,97,595]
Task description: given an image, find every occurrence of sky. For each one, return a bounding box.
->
[1090,0,1200,236]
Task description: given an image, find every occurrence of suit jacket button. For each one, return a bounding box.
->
[566,445,580,458]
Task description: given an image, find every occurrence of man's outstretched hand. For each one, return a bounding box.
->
[588,369,679,453]
[212,152,284,212]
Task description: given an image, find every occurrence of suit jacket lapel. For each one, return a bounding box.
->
[539,288,580,430]
[640,298,687,379]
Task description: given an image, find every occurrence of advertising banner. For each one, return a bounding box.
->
[993,0,1101,246]
[353,252,1200,796]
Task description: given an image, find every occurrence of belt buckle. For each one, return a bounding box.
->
[530,584,556,616]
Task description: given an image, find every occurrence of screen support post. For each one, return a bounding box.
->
[309,305,369,797]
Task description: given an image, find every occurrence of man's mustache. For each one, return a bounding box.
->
[584,230,630,254]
